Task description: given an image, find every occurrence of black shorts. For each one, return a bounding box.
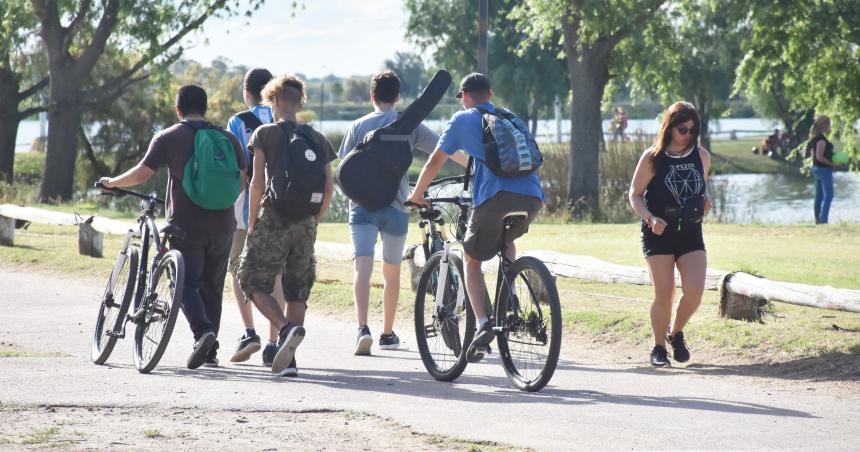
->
[641,222,705,259]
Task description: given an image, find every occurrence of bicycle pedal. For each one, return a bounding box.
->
[424,325,438,338]
[105,330,124,339]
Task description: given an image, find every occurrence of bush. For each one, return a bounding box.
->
[538,137,650,223]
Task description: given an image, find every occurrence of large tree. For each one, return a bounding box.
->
[405,0,568,135]
[383,51,426,98]
[734,0,860,151]
[32,0,264,202]
[0,0,48,184]
[514,0,672,219]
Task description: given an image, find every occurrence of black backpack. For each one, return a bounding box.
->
[266,122,327,219]
[336,70,452,211]
[236,110,266,180]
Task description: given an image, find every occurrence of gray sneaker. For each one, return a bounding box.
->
[378,331,400,350]
[281,358,298,377]
[230,333,261,363]
[354,325,372,356]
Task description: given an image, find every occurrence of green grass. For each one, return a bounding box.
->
[0,351,67,358]
[710,138,786,174]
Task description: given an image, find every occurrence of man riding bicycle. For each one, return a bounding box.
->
[407,73,545,362]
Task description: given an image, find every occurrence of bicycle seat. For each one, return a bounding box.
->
[160,223,186,240]
[503,211,528,225]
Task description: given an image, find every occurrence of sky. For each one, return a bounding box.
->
[181,0,423,79]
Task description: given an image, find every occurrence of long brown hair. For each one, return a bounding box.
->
[651,101,701,157]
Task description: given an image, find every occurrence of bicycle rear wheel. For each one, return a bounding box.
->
[414,252,475,381]
[134,249,184,373]
[91,245,138,364]
[497,256,562,392]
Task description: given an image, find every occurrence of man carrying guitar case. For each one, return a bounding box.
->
[336,70,467,355]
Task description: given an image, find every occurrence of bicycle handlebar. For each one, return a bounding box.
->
[95,182,165,204]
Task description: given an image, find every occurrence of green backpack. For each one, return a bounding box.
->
[181,121,242,210]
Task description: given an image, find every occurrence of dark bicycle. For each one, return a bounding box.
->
[90,182,185,374]
[408,175,562,392]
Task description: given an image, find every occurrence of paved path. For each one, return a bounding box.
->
[0,271,858,450]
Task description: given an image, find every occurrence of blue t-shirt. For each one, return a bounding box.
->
[226,105,273,228]
[437,102,545,207]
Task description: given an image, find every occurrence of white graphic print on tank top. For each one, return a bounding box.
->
[664,162,703,206]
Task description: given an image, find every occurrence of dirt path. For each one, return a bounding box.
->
[0,270,858,450]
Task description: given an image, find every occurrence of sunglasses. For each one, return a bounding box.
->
[675,125,697,135]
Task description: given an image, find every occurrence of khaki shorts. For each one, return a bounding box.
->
[463,191,542,261]
[237,207,317,302]
[227,229,247,274]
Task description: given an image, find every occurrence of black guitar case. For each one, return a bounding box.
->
[336,69,452,210]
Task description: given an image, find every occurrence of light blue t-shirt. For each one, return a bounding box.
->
[339,110,440,213]
[437,102,545,208]
[226,105,273,229]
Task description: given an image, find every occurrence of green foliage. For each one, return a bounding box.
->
[735,0,860,154]
[383,52,426,98]
[405,0,568,124]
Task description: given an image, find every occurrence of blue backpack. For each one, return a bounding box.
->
[475,107,543,177]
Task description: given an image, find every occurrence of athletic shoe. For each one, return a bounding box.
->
[187,331,216,369]
[439,312,462,356]
[203,343,219,368]
[271,323,305,374]
[354,325,372,356]
[230,333,261,363]
[281,358,298,378]
[650,345,671,367]
[466,322,495,363]
[262,343,277,367]
[666,330,690,363]
[378,331,400,350]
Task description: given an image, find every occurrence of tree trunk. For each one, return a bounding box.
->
[566,52,610,220]
[530,95,540,137]
[0,73,21,184]
[39,71,83,202]
[700,104,711,152]
[0,107,21,185]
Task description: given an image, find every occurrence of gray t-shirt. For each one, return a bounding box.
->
[338,110,440,212]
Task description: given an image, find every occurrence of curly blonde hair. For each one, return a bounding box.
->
[261,74,306,107]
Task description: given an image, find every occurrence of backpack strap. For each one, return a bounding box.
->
[237,110,264,132]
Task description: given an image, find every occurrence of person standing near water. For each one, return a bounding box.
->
[807,115,837,224]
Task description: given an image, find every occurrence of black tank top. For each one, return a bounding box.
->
[807,134,834,167]
[643,146,706,230]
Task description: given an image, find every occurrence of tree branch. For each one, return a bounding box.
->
[79,124,110,176]
[75,0,121,78]
[63,0,93,54]
[605,0,666,48]
[31,0,64,53]
[17,76,49,101]
[18,105,49,120]
[81,74,150,110]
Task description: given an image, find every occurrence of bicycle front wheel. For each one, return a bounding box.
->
[497,256,562,392]
[414,251,475,381]
[134,249,184,373]
[91,245,138,364]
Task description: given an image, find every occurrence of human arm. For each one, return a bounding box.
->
[407,149,449,207]
[315,163,334,224]
[247,147,266,232]
[700,147,713,215]
[815,140,837,168]
[628,150,667,235]
[98,164,156,189]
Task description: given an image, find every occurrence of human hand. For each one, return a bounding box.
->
[406,192,430,208]
[649,216,668,236]
[98,177,114,189]
[704,195,714,215]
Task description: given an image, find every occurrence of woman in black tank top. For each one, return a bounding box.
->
[628,101,712,368]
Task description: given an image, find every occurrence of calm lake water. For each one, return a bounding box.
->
[710,172,860,224]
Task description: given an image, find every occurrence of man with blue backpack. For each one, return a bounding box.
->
[99,84,246,369]
[407,73,545,363]
[224,68,290,368]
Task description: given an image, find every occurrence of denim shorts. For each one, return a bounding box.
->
[348,206,409,264]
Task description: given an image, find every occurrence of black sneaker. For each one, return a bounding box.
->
[439,312,462,356]
[187,331,216,369]
[262,343,277,367]
[466,322,495,363]
[379,332,400,350]
[281,358,298,378]
[650,345,671,367]
[666,330,690,363]
[203,341,219,368]
[230,333,261,363]
[272,323,305,375]
[354,325,372,356]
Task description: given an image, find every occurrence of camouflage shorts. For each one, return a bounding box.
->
[237,207,317,302]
